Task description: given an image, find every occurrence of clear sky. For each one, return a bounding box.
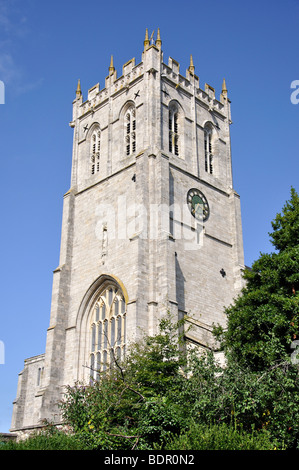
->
[0,0,298,433]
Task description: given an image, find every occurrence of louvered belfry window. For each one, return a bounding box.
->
[125,106,136,156]
[204,127,213,175]
[90,129,101,175]
[169,107,179,156]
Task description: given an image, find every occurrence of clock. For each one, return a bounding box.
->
[187,188,209,221]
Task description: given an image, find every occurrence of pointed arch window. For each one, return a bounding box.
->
[90,129,101,175]
[169,106,179,156]
[89,285,126,381]
[204,125,213,175]
[125,106,136,156]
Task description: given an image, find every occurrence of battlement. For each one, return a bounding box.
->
[73,59,144,121]
[72,29,229,122]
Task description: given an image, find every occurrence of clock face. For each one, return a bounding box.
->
[187,188,209,221]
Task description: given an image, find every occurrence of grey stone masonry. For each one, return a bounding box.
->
[11,30,245,434]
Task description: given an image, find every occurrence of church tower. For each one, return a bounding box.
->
[11,31,245,433]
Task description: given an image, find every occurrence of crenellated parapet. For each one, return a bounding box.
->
[71,29,230,124]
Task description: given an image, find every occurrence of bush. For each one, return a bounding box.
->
[1,429,85,450]
[164,422,280,450]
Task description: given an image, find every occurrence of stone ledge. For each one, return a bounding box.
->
[0,433,17,442]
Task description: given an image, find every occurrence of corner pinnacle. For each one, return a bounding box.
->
[109,55,115,74]
[156,28,162,49]
[76,79,82,98]
[144,28,149,50]
[188,55,195,74]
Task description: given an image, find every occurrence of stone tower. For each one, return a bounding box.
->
[11,30,245,434]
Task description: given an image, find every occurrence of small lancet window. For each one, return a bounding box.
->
[37,367,44,387]
[125,106,136,156]
[90,129,101,175]
[204,126,213,175]
[89,285,126,381]
[169,107,179,156]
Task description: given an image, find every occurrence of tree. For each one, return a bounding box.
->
[270,187,299,252]
[215,187,299,370]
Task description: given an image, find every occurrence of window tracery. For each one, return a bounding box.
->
[89,285,126,380]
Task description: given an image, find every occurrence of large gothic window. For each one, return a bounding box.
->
[169,105,179,156]
[89,285,126,380]
[125,106,136,156]
[90,128,101,175]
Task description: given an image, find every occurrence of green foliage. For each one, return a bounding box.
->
[136,396,187,448]
[8,311,298,450]
[1,428,85,450]
[121,315,187,397]
[59,314,189,450]
[181,352,298,449]
[209,188,299,448]
[57,313,297,450]
[269,187,299,252]
[215,188,299,370]
[164,422,277,450]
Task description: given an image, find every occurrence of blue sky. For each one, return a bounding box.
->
[0,0,298,433]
